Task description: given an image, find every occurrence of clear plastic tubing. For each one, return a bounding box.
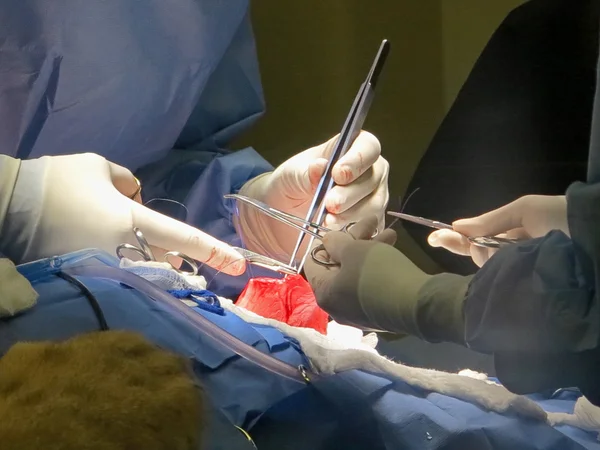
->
[65,265,314,384]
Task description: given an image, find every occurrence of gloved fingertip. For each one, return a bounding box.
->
[331,164,354,185]
[361,214,380,229]
[375,228,397,246]
[230,259,247,276]
[321,229,346,248]
[320,232,335,246]
[451,218,469,227]
[451,218,478,233]
[345,215,378,240]
[324,196,342,214]
[427,232,441,247]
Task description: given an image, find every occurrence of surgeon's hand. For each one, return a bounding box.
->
[427,195,569,267]
[235,131,389,258]
[0,154,246,275]
[304,216,469,343]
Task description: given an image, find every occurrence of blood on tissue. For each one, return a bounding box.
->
[236,274,329,334]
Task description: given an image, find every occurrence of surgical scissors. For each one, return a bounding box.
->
[117,227,299,277]
[226,193,378,267]
[116,227,200,276]
[225,194,362,240]
[386,211,521,249]
[117,227,298,276]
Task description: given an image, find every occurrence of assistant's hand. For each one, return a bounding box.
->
[428,195,568,267]
[304,216,399,331]
[0,154,246,275]
[305,216,471,342]
[235,132,389,259]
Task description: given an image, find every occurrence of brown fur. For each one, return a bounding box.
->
[0,331,205,450]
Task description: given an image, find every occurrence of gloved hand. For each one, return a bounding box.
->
[304,216,471,343]
[0,154,246,275]
[428,195,568,267]
[235,131,389,259]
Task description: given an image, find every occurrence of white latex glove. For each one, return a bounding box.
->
[427,195,568,267]
[0,154,246,275]
[235,131,389,259]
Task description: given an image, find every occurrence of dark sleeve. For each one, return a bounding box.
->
[402,0,598,276]
[351,242,473,345]
[462,181,600,404]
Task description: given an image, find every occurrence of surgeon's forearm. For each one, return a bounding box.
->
[357,245,471,344]
[412,274,472,344]
[377,275,471,345]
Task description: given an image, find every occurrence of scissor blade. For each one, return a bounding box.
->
[225,194,326,230]
[386,212,453,231]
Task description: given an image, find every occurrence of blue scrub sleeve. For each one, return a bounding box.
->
[183,147,273,244]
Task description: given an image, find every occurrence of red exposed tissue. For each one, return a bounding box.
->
[236,274,329,334]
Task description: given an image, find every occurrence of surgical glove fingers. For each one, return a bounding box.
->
[331,131,382,185]
[452,202,524,238]
[468,230,526,268]
[428,229,495,267]
[346,215,380,239]
[347,216,398,245]
[320,215,396,262]
[428,229,471,256]
[131,203,246,276]
[428,229,490,266]
[469,231,526,267]
[321,230,357,263]
[298,130,382,191]
[108,160,142,203]
[452,195,567,239]
[1,152,241,275]
[239,130,389,260]
[373,228,398,246]
[325,159,388,215]
[470,246,495,268]
[324,181,389,231]
[505,227,530,240]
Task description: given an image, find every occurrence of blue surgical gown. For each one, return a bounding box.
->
[0,0,277,297]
